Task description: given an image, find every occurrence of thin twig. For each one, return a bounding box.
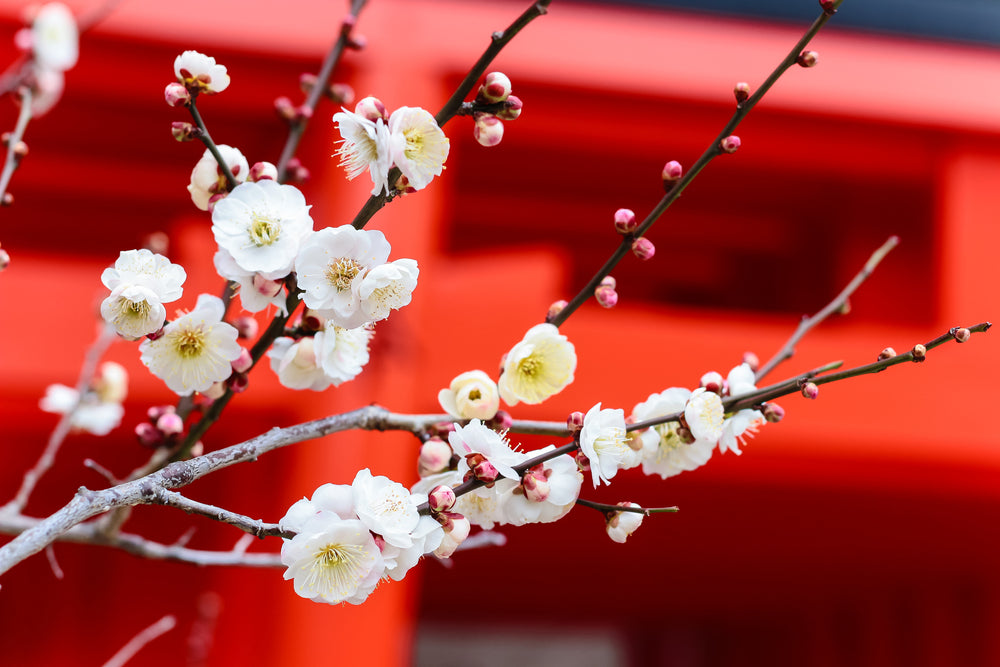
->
[756,235,899,381]
[0,86,34,204]
[188,99,237,190]
[575,498,678,515]
[101,615,177,667]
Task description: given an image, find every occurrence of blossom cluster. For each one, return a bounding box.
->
[40,362,128,436]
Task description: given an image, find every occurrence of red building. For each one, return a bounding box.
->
[0,1,997,665]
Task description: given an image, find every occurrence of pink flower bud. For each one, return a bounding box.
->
[156,411,184,436]
[0,248,9,271]
[300,310,324,331]
[801,382,819,399]
[614,208,638,235]
[819,0,837,14]
[574,450,591,472]
[231,347,253,374]
[233,316,258,340]
[720,135,741,154]
[742,351,760,372]
[797,51,819,68]
[677,426,695,444]
[249,161,278,182]
[700,371,723,393]
[274,96,296,121]
[299,73,318,94]
[496,95,523,121]
[763,402,785,423]
[473,115,504,147]
[488,410,513,432]
[147,405,174,422]
[878,347,897,361]
[734,81,751,103]
[418,437,453,477]
[631,237,655,261]
[0,193,12,207]
[482,71,512,102]
[164,82,191,107]
[467,453,499,485]
[662,160,683,182]
[567,411,585,432]
[354,96,387,122]
[252,273,283,298]
[202,382,226,400]
[170,121,197,142]
[521,468,550,503]
[428,485,457,513]
[595,285,618,309]
[434,513,470,558]
[547,300,568,320]
[328,83,354,105]
[954,327,971,343]
[911,343,927,362]
[135,422,164,449]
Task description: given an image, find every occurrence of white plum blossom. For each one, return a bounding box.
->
[579,403,631,488]
[356,258,419,324]
[333,108,392,195]
[685,388,724,443]
[100,249,186,339]
[139,294,242,396]
[718,363,765,455]
[211,180,314,277]
[267,336,330,391]
[501,446,582,526]
[606,503,644,544]
[188,145,249,211]
[379,514,444,581]
[39,362,128,436]
[413,470,515,530]
[351,469,422,549]
[280,483,356,533]
[449,419,521,481]
[632,387,714,479]
[30,3,78,72]
[388,106,449,191]
[498,323,576,406]
[294,226,391,328]
[317,323,373,386]
[280,511,384,605]
[174,50,230,94]
[213,249,287,314]
[437,370,500,421]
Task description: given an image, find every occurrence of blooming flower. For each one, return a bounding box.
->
[267,336,331,391]
[174,50,230,94]
[502,446,582,526]
[718,363,765,455]
[39,362,128,436]
[355,258,419,324]
[317,323,373,386]
[333,108,392,195]
[213,249,288,314]
[606,503,644,544]
[211,180,314,277]
[632,387,714,479]
[579,403,631,488]
[188,145,248,211]
[139,294,242,396]
[294,226,391,328]
[30,3,78,72]
[388,106,449,191]
[437,370,500,421]
[100,249,187,339]
[497,323,576,406]
[449,419,521,481]
[684,388,724,443]
[351,469,422,549]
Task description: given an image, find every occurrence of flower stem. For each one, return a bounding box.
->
[187,99,237,190]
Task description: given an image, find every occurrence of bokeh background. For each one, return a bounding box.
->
[0,0,997,665]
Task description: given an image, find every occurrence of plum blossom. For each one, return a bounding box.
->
[39,362,127,436]
[333,108,392,195]
[317,323,373,386]
[188,145,249,211]
[684,388,724,443]
[30,3,78,72]
[213,249,288,314]
[139,294,242,396]
[449,419,521,481]
[211,180,314,277]
[413,470,515,530]
[388,106,449,191]
[356,258,419,324]
[632,387,714,479]
[267,336,330,391]
[437,370,500,421]
[174,50,230,94]
[498,323,576,406]
[579,403,632,488]
[606,503,644,544]
[718,363,765,455]
[100,249,186,339]
[501,446,582,526]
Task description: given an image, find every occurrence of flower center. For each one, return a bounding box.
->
[171,326,207,359]
[309,543,371,598]
[371,281,405,309]
[518,355,541,377]
[248,212,281,247]
[467,388,482,401]
[403,128,424,160]
[325,258,363,291]
[118,297,151,321]
[653,424,683,461]
[593,428,628,456]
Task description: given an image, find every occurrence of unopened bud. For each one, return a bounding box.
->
[328,83,354,105]
[418,437,452,477]
[354,96,387,122]
[700,371,724,393]
[606,502,644,544]
[299,73,318,94]
[202,382,226,400]
[547,299,568,320]
[734,81,751,103]
[252,274,283,298]
[164,82,191,107]
[574,450,591,472]
[12,141,27,159]
[0,248,9,271]
[170,121,197,142]
[496,95,523,121]
[135,422,163,449]
[567,411,585,432]
[346,33,367,50]
[147,405,174,422]
[487,409,512,432]
[614,208,638,235]
[249,161,278,182]
[595,285,618,309]
[599,276,616,290]
[482,71,512,103]
[953,327,971,343]
[762,402,785,423]
[1,193,12,207]
[227,372,249,393]
[467,453,499,485]
[661,160,683,183]
[300,310,324,332]
[911,343,926,362]
[434,513,470,558]
[797,50,819,68]
[428,484,457,513]
[742,351,759,372]
[156,411,184,436]
[819,0,837,14]
[233,315,258,340]
[877,347,897,361]
[231,347,253,374]
[720,135,741,153]
[631,237,655,261]
[677,426,695,444]
[274,96,296,121]
[473,115,504,147]
[801,382,819,399]
[521,468,550,503]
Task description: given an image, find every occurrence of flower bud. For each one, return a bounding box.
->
[599,275,617,290]
[521,468,550,503]
[12,141,28,159]
[606,502,644,544]
[473,115,504,147]
[252,273,283,298]
[819,0,837,14]
[801,382,819,399]
[614,208,637,235]
[742,351,759,372]
[1,193,12,207]
[677,425,695,444]
[661,160,683,182]
[156,411,184,436]
[466,453,500,486]
[911,343,927,362]
[328,83,354,105]
[482,72,512,103]
[274,96,296,121]
[595,285,618,309]
[797,51,819,68]
[135,422,164,449]
[574,450,591,472]
[299,73,318,94]
[164,82,191,107]
[734,81,751,104]
[496,95,523,121]
[418,437,453,477]
[233,315,258,340]
[202,382,226,400]
[700,371,724,393]
[231,347,253,374]
[249,161,277,182]
[488,409,512,432]
[720,135,741,154]
[631,237,655,261]
[428,485,457,513]
[567,411,585,432]
[354,96,388,122]
[877,347,896,361]
[762,402,785,423]
[434,513,470,558]
[547,299,568,320]
[953,327,971,343]
[170,121,197,142]
[0,248,9,272]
